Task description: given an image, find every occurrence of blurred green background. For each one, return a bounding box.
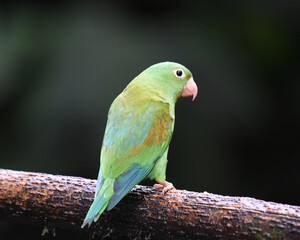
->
[0,1,299,239]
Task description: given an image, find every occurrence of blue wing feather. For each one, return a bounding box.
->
[106,162,155,211]
[94,166,105,198]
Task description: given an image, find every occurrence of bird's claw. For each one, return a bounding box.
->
[153,181,175,195]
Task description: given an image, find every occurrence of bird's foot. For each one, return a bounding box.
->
[153,181,175,195]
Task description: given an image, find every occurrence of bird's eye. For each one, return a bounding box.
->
[173,69,186,78]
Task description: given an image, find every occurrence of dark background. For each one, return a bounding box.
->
[0,1,299,239]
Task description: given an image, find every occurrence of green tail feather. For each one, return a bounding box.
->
[81,178,114,228]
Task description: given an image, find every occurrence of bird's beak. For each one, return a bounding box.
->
[181,77,198,101]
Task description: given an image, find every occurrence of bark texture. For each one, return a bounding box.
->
[0,168,299,239]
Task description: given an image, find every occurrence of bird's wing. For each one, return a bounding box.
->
[99,93,173,210]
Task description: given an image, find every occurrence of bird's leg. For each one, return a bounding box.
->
[153,181,175,195]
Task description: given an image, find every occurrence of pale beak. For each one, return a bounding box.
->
[181,78,198,101]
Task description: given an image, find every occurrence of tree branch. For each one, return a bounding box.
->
[0,168,299,239]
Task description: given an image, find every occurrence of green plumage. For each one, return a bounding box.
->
[82,62,193,228]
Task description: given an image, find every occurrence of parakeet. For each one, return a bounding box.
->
[81,62,197,228]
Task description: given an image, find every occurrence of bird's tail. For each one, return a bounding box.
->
[81,178,115,228]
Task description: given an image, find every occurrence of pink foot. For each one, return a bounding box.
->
[153,181,176,195]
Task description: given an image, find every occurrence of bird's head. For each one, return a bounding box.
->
[140,62,198,103]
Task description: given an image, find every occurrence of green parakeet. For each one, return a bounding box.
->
[81,62,197,228]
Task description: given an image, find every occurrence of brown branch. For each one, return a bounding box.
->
[0,168,299,240]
